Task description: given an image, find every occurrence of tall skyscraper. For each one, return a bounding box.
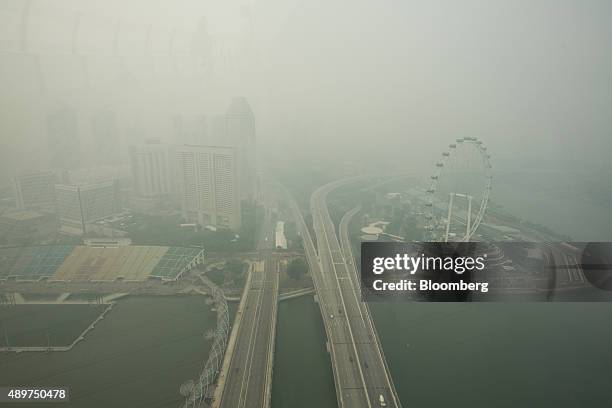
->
[47,106,80,170]
[91,109,120,165]
[13,171,57,211]
[175,145,241,230]
[129,140,174,198]
[211,97,257,200]
[55,181,119,235]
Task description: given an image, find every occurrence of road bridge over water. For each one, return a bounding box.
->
[285,179,402,408]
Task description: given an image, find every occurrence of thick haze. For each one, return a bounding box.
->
[1,0,611,184]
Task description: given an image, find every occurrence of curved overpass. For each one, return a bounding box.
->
[285,178,402,408]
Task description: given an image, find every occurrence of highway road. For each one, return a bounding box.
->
[312,180,401,408]
[216,195,280,408]
[217,255,279,408]
[284,179,402,408]
[339,206,403,407]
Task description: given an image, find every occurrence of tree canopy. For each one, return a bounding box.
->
[287,258,309,280]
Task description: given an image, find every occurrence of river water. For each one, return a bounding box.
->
[0,296,217,408]
[490,170,612,241]
[272,295,336,408]
[371,302,612,407]
[272,297,612,408]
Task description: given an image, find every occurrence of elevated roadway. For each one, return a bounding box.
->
[216,255,279,408]
[284,179,402,408]
[214,203,280,408]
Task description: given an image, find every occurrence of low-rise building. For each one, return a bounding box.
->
[13,171,57,212]
[55,181,120,235]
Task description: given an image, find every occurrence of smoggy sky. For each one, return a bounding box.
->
[1,0,611,182]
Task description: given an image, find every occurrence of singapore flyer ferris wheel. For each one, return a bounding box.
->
[424,137,492,242]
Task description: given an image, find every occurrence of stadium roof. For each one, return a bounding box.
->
[0,245,203,282]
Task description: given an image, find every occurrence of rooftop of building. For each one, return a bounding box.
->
[1,210,45,222]
[0,245,203,282]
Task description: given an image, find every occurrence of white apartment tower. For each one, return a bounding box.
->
[175,145,241,230]
[129,140,173,198]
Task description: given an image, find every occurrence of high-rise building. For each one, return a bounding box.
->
[226,97,257,200]
[91,109,120,165]
[55,181,119,235]
[47,106,80,169]
[13,171,57,211]
[210,98,257,200]
[175,145,241,230]
[129,140,174,198]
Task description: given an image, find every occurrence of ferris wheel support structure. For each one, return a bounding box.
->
[425,137,492,241]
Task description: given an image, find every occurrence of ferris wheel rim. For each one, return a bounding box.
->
[425,137,492,241]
